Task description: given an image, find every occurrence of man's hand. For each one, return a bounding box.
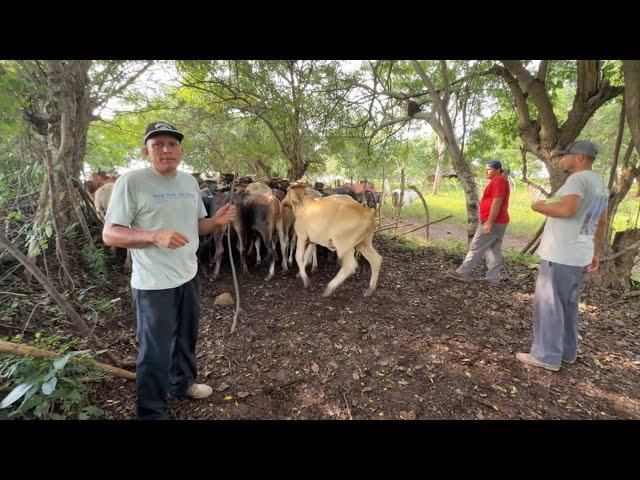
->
[531,200,546,212]
[152,231,190,249]
[587,254,600,273]
[483,222,493,234]
[213,202,236,227]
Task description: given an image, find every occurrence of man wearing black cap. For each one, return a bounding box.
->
[447,160,511,284]
[103,122,236,419]
[517,140,608,372]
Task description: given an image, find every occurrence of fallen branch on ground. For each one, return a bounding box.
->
[0,340,136,381]
[0,232,128,368]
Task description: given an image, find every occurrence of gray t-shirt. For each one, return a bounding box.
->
[105,167,207,290]
[537,170,608,267]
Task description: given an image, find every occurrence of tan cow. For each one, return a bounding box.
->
[94,178,131,271]
[94,182,114,221]
[284,182,382,297]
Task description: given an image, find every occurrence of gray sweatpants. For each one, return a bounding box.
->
[530,260,587,368]
[456,222,508,282]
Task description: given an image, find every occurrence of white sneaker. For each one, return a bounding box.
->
[185,383,213,399]
[516,352,560,371]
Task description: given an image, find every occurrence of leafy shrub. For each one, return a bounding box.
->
[0,347,105,420]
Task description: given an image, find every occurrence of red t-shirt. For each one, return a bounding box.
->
[479,175,510,223]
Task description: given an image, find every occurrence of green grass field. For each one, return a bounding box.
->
[381,182,640,238]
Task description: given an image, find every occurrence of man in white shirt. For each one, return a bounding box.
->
[517,140,608,372]
[103,122,236,419]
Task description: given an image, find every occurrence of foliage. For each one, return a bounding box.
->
[0,335,105,420]
[79,243,108,283]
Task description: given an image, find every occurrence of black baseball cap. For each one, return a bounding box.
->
[556,140,598,158]
[143,122,184,144]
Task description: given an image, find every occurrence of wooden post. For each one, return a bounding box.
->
[394,168,405,236]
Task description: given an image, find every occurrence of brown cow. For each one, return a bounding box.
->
[243,192,282,280]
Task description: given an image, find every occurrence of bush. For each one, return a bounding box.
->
[0,340,105,420]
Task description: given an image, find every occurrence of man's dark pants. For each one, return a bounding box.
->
[132,276,200,420]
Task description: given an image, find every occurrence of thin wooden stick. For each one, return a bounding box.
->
[408,185,430,239]
[0,232,126,367]
[227,170,241,334]
[376,221,415,233]
[390,214,452,239]
[0,340,136,381]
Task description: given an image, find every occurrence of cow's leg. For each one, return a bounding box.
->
[303,243,318,273]
[303,243,314,267]
[288,232,297,266]
[311,244,318,273]
[295,233,310,288]
[264,233,276,281]
[277,221,288,272]
[235,228,248,274]
[213,229,225,278]
[323,245,357,298]
[356,238,382,297]
[254,236,262,266]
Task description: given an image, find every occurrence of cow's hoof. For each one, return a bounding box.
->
[311,267,318,274]
[322,287,334,297]
[363,288,375,297]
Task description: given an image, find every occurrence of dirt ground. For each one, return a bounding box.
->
[75,234,640,420]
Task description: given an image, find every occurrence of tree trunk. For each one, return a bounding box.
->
[24,180,50,282]
[623,60,640,158]
[286,153,308,180]
[449,141,479,242]
[588,228,640,290]
[432,135,446,196]
[44,150,76,299]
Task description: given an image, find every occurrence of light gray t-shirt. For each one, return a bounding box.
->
[537,170,608,267]
[105,167,207,290]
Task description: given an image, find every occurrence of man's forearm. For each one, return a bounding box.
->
[531,199,578,218]
[103,224,157,248]
[198,217,225,236]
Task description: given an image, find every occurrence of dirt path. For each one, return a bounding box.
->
[382,215,531,250]
[86,237,640,420]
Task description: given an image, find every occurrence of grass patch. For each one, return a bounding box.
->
[382,183,640,238]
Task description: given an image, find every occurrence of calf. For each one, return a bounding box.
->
[390,189,419,210]
[94,178,131,270]
[284,182,382,297]
[243,192,282,280]
[198,193,248,278]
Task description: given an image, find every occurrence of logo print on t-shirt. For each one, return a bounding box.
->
[580,193,607,236]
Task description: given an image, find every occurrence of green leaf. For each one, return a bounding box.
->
[41,376,57,395]
[44,224,53,238]
[52,353,71,372]
[83,405,104,418]
[0,381,36,409]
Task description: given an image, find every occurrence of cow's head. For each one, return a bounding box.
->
[285,182,309,207]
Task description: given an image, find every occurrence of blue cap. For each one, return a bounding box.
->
[486,160,502,170]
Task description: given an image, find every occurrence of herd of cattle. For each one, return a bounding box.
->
[85,172,396,297]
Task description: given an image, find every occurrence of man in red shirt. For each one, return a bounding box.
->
[447,160,510,284]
